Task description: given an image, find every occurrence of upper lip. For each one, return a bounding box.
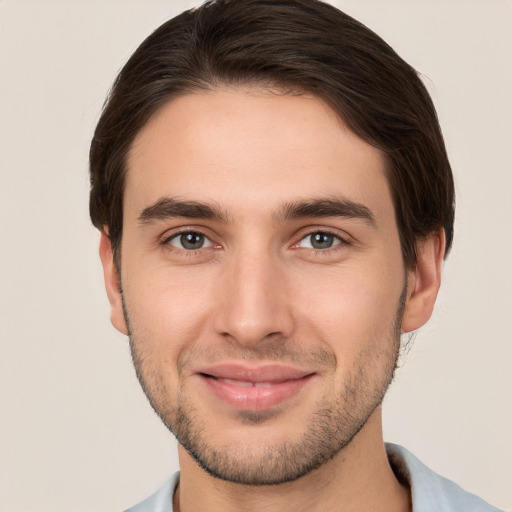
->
[198,363,314,383]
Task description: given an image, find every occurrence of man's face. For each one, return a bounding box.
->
[106,88,420,484]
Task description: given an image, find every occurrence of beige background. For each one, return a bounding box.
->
[0,1,511,511]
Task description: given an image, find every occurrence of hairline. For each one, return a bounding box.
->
[112,82,426,271]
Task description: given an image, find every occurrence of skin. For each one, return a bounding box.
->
[100,88,445,512]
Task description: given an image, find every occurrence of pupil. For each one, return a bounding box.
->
[312,232,333,249]
[181,233,204,249]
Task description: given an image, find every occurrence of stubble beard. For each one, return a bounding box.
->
[125,285,406,486]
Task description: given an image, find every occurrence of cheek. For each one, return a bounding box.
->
[122,264,217,356]
[292,262,404,357]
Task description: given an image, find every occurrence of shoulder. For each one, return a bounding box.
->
[123,473,179,512]
[386,443,505,512]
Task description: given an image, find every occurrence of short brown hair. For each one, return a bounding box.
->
[89,0,455,268]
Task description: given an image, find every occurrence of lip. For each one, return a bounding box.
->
[197,363,315,411]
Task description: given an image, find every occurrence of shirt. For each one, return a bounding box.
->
[124,443,504,511]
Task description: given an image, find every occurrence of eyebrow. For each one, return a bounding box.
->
[138,197,228,224]
[275,198,377,227]
[138,196,376,227]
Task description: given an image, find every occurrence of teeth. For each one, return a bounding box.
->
[221,378,253,387]
[219,378,275,387]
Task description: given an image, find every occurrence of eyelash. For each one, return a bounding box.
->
[160,228,350,255]
[160,229,217,256]
[293,229,350,253]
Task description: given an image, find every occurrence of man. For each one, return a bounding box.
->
[89,1,503,510]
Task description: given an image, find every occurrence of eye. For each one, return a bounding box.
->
[298,231,343,250]
[167,231,213,250]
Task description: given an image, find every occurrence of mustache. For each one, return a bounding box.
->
[176,342,337,373]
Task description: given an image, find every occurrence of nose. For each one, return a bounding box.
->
[213,250,294,348]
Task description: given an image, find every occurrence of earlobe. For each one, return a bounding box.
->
[401,228,446,334]
[99,231,129,335]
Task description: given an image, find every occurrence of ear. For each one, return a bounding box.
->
[401,228,446,334]
[99,231,129,335]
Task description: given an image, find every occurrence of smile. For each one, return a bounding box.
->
[197,364,315,411]
[213,378,281,387]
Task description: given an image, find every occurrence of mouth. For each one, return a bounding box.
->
[197,364,316,411]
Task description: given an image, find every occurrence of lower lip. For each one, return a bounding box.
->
[199,374,314,411]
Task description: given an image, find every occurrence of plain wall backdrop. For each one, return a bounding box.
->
[0,1,511,511]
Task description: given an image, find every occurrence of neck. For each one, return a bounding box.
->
[174,408,411,512]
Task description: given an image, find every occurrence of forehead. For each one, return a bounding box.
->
[125,88,392,222]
